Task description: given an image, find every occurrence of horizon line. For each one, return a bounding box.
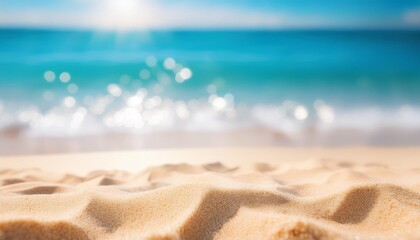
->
[1,25,420,32]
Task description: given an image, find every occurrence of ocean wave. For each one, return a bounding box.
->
[1,92,420,144]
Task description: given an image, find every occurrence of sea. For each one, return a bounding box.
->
[1,29,420,146]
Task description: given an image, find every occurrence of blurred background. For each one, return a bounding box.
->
[1,0,420,155]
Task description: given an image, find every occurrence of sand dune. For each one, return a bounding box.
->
[0,151,419,239]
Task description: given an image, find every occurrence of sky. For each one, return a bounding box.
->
[0,0,420,30]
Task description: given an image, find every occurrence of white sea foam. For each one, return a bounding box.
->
[1,93,420,145]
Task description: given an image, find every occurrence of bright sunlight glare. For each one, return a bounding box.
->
[102,0,152,30]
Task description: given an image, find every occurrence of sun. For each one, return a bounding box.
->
[103,0,150,30]
[107,0,138,15]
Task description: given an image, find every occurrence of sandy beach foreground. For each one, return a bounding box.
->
[0,148,419,239]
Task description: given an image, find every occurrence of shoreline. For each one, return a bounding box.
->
[2,127,420,156]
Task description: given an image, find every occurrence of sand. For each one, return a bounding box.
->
[0,148,419,240]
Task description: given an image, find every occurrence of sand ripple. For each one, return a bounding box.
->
[0,159,419,240]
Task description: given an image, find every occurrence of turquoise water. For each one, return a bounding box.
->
[0,29,420,141]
